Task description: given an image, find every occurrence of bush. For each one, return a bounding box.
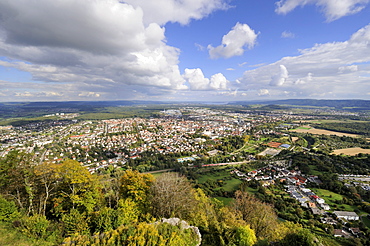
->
[0,196,19,222]
[20,214,50,239]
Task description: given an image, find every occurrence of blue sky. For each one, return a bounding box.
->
[0,0,370,102]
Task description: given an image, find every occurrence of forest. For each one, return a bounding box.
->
[0,150,341,246]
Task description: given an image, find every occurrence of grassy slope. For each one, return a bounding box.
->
[311,188,359,212]
[0,223,53,246]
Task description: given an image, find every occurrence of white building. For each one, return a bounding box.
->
[333,211,359,221]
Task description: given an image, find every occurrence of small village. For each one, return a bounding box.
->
[230,162,370,238]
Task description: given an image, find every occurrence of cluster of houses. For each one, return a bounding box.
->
[286,181,364,239]
[231,164,306,187]
[232,164,364,239]
[339,174,370,192]
[286,186,331,211]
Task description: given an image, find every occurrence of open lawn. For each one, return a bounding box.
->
[331,147,370,156]
[290,127,359,138]
[197,167,243,193]
[297,126,311,130]
[214,178,243,192]
[235,142,260,154]
[311,188,343,200]
[311,188,359,211]
[197,169,231,183]
[214,197,233,206]
[296,119,367,124]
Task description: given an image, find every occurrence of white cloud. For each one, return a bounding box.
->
[295,72,313,84]
[338,65,358,73]
[240,24,370,99]
[0,0,230,100]
[183,68,229,90]
[275,0,370,21]
[258,89,270,96]
[209,73,228,90]
[208,23,259,59]
[124,0,229,25]
[270,65,289,86]
[281,31,295,38]
[78,92,101,98]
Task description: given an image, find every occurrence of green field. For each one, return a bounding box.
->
[311,188,343,200]
[311,188,359,211]
[297,126,311,130]
[362,215,370,228]
[214,197,233,205]
[214,178,243,192]
[197,167,243,194]
[308,165,322,176]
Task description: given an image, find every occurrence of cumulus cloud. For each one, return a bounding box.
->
[270,65,289,86]
[239,24,370,99]
[295,72,313,84]
[208,23,259,59]
[0,0,231,101]
[183,68,228,90]
[275,0,370,21]
[124,0,229,25]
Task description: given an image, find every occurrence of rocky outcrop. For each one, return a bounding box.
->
[159,218,202,246]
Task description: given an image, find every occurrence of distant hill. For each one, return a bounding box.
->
[230,99,370,110]
[0,100,171,119]
[1,99,370,121]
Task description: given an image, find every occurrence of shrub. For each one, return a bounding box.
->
[0,196,19,222]
[20,214,50,239]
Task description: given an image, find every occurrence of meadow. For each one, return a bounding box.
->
[290,127,359,138]
[310,188,359,212]
[331,147,370,156]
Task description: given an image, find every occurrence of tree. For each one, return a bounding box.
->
[61,209,90,236]
[232,190,279,240]
[34,161,59,216]
[0,151,35,214]
[234,225,257,246]
[0,195,19,222]
[53,159,101,215]
[280,228,318,246]
[189,189,254,246]
[149,172,197,220]
[119,169,154,210]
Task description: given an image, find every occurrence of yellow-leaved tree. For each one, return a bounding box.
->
[53,159,101,216]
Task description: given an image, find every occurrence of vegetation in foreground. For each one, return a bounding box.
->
[0,150,349,246]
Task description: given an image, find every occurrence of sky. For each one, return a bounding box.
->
[0,0,370,102]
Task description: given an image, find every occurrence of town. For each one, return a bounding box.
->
[1,104,370,244]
